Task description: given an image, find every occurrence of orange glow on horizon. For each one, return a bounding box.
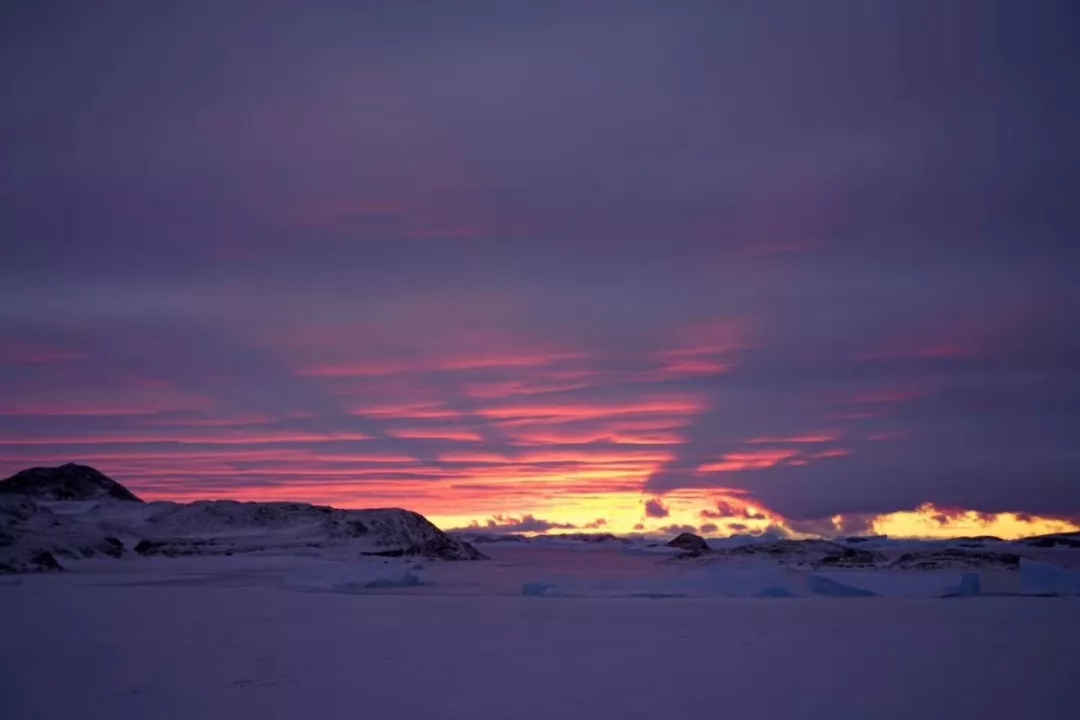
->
[871,503,1079,540]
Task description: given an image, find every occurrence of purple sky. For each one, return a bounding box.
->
[2,1,1079,535]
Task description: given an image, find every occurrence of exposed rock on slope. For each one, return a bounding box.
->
[815,546,887,568]
[538,533,629,544]
[352,507,486,560]
[1021,532,1080,549]
[1,496,127,573]
[892,548,1020,570]
[725,539,885,568]
[134,501,486,560]
[457,532,529,544]
[0,550,62,574]
[0,463,143,503]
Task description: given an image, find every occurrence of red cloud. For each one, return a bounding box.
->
[0,397,214,417]
[806,448,850,460]
[0,430,374,446]
[387,427,484,442]
[697,449,799,473]
[349,402,460,420]
[697,445,850,474]
[848,387,923,405]
[745,433,840,444]
[644,319,754,380]
[480,397,700,422]
[147,414,280,427]
[0,340,86,365]
[506,425,683,446]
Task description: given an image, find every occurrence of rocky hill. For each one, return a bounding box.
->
[0,464,485,572]
[0,463,143,502]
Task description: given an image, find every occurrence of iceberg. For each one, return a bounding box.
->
[1021,559,1080,596]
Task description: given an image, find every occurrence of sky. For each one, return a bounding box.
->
[2,1,1079,539]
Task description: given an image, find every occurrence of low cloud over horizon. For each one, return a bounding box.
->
[2,1,1079,539]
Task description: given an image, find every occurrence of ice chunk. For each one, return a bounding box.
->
[286,561,427,592]
[520,564,803,599]
[951,572,981,597]
[620,543,681,557]
[358,571,422,589]
[689,564,801,598]
[807,574,876,597]
[523,582,556,597]
[808,570,977,598]
[1021,559,1080,596]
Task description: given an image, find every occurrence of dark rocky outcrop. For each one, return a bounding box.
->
[667,532,710,556]
[459,533,529,544]
[726,539,885,567]
[816,546,886,568]
[31,551,63,571]
[0,463,142,503]
[812,552,881,569]
[1021,532,1080,549]
[0,550,63,574]
[841,535,888,544]
[893,548,1021,570]
[134,539,227,557]
[543,532,629,544]
[362,535,486,561]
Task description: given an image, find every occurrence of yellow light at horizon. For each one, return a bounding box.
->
[870,504,1078,540]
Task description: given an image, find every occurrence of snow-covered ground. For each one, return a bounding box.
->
[2,544,1079,719]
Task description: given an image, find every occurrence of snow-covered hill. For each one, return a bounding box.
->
[0,464,485,572]
[129,501,486,560]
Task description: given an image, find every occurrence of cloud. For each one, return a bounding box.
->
[1,1,1078,532]
[462,514,577,534]
[657,524,698,536]
[583,518,607,529]
[745,433,839,445]
[699,522,718,534]
[644,498,669,518]
[699,499,768,521]
[785,514,876,538]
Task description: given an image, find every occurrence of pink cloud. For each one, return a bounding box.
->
[697,449,800,473]
[0,430,374,446]
[386,427,484,442]
[0,336,87,365]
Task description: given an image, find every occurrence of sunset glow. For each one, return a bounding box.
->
[2,1,1077,542]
